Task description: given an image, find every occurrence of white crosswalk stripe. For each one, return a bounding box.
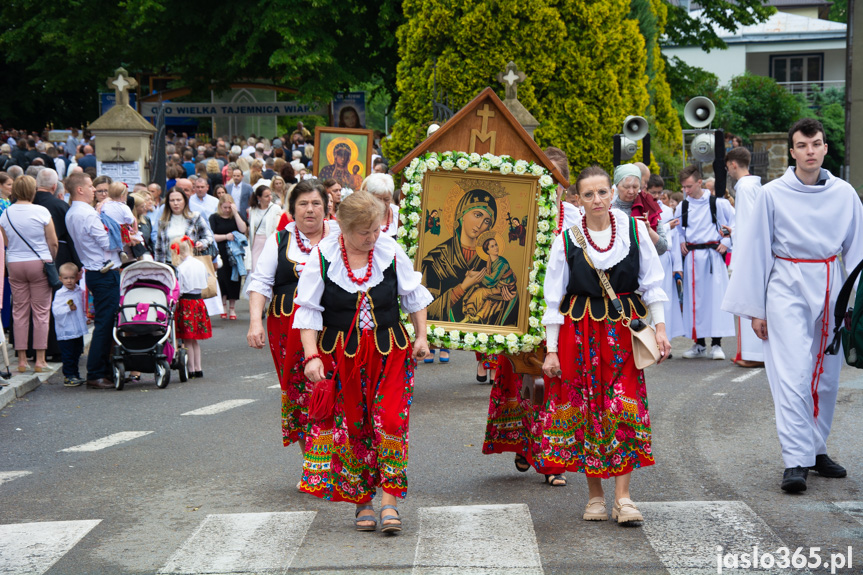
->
[640,501,794,574]
[157,511,316,574]
[59,431,154,453]
[412,504,544,574]
[834,501,863,524]
[0,519,101,575]
[0,470,31,486]
[181,399,256,416]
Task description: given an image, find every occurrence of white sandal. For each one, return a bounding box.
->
[612,497,643,524]
[583,497,608,521]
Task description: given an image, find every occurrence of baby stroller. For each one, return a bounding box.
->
[112,260,188,389]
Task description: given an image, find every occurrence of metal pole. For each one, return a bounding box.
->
[846,0,862,194]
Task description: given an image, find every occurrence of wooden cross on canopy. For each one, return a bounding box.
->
[496,61,526,101]
[107,67,138,108]
[111,141,126,161]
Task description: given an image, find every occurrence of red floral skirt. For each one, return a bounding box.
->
[267,307,331,447]
[300,330,414,504]
[482,360,565,475]
[528,315,654,478]
[176,297,212,340]
[475,352,499,370]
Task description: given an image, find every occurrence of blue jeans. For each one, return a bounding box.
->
[58,336,84,378]
[85,270,120,379]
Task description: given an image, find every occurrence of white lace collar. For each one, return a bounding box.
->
[567,208,632,270]
[316,232,398,293]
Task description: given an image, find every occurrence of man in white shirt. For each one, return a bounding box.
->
[226,168,253,223]
[189,177,219,220]
[673,165,736,360]
[725,147,765,368]
[64,173,121,389]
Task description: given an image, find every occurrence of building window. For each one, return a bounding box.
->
[770,54,824,94]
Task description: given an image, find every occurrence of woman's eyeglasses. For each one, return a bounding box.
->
[580,189,611,202]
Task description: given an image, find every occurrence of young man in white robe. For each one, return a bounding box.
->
[725,147,765,368]
[673,165,736,360]
[648,175,685,344]
[722,118,863,493]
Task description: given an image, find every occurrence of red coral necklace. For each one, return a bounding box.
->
[582,214,616,253]
[554,201,565,235]
[340,234,374,284]
[295,221,327,255]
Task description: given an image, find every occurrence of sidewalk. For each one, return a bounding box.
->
[0,328,94,411]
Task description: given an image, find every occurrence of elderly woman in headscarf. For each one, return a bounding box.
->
[611,164,667,255]
[421,189,517,326]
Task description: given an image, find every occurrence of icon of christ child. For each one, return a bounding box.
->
[461,232,518,324]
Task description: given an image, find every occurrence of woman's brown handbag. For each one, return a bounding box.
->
[172,250,218,299]
[570,226,661,370]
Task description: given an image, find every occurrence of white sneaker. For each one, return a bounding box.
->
[682,344,707,359]
[711,345,726,360]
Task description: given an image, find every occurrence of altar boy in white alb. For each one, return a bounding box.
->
[723,119,863,494]
[725,147,765,368]
[673,165,736,360]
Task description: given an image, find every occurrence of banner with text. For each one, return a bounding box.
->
[141,101,327,118]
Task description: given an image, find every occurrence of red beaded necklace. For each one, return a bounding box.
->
[381,209,392,233]
[554,201,565,235]
[340,234,375,284]
[295,221,327,255]
[582,213,616,253]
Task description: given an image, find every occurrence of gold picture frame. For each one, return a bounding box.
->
[312,126,374,190]
[415,169,540,336]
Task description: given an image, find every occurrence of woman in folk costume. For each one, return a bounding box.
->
[295,191,431,533]
[540,166,671,524]
[482,151,581,486]
[246,180,337,456]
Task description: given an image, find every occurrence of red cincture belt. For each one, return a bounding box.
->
[775,254,838,418]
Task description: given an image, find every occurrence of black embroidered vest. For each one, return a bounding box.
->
[319,254,409,356]
[268,230,301,318]
[560,218,647,322]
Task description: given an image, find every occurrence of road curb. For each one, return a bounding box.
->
[0,328,94,411]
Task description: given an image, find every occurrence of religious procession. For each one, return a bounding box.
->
[1,1,862,573]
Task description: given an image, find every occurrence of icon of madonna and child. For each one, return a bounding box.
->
[421,187,521,328]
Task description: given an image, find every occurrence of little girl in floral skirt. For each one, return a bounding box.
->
[172,236,211,378]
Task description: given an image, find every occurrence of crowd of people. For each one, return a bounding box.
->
[0,117,857,534]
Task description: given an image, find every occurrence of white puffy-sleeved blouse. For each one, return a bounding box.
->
[542,208,668,352]
[294,233,433,332]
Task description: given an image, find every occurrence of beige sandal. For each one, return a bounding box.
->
[612,497,643,524]
[583,497,608,521]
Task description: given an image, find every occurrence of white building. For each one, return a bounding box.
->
[664,1,846,95]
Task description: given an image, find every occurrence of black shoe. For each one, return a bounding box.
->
[194,370,203,378]
[781,466,808,493]
[809,454,847,478]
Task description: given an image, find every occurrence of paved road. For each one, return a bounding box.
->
[2,303,863,574]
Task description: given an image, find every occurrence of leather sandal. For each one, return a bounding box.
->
[379,504,402,534]
[355,504,377,531]
[612,498,643,524]
[514,453,530,472]
[544,474,567,487]
[583,497,608,521]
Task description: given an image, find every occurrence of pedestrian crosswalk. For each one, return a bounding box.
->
[1,500,856,574]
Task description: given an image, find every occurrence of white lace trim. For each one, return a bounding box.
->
[567,208,632,270]
[317,232,399,293]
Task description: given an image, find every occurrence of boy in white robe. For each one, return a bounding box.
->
[648,175,685,343]
[722,118,863,493]
[725,147,765,368]
[673,165,736,360]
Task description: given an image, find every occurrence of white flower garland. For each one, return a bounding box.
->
[398,151,557,355]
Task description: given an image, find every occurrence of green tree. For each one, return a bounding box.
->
[712,73,807,140]
[0,0,404,128]
[662,0,775,52]
[386,0,654,173]
[385,0,567,162]
[829,0,848,23]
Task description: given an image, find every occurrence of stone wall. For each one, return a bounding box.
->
[749,132,788,183]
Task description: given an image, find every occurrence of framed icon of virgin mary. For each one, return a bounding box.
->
[312,127,374,191]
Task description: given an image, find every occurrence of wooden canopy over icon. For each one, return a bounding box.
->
[392,87,570,188]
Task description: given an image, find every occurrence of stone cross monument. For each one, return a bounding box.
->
[496,61,539,139]
[88,67,155,185]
